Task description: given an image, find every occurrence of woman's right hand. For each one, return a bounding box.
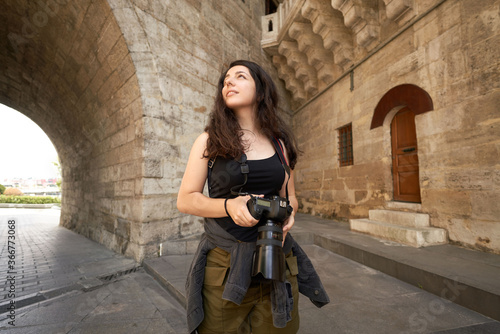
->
[226,195,260,227]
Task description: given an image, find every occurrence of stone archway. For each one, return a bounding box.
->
[373,84,434,204]
[1,0,290,262]
[371,84,434,129]
[0,0,145,260]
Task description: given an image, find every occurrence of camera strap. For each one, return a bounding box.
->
[207,155,250,197]
[230,154,249,196]
[271,137,290,202]
[209,138,290,200]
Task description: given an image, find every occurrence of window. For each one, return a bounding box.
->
[338,123,353,167]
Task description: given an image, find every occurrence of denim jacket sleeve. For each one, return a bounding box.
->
[292,238,330,307]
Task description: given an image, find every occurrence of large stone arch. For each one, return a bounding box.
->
[1,0,291,262]
[0,0,145,260]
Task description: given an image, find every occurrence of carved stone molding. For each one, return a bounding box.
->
[301,0,354,70]
[278,40,319,95]
[289,21,336,83]
[384,0,415,25]
[331,0,380,48]
[272,55,307,104]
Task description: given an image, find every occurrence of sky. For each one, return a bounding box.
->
[0,104,60,180]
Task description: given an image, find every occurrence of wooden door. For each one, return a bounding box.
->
[391,108,421,202]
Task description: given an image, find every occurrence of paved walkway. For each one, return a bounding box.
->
[0,208,186,333]
[0,208,137,304]
[1,208,499,333]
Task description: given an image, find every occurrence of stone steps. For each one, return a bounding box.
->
[369,209,430,227]
[350,209,447,247]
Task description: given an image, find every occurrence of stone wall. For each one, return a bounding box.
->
[109,0,291,259]
[1,0,290,262]
[293,0,500,253]
[0,1,146,260]
[2,0,497,259]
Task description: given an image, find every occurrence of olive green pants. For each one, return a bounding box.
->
[197,247,300,334]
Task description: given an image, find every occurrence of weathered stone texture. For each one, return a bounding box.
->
[107,0,290,260]
[292,0,500,253]
[1,0,498,260]
[0,0,147,261]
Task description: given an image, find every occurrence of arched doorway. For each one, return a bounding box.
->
[0,0,146,260]
[371,84,433,203]
[390,107,420,202]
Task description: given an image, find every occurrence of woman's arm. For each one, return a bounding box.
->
[279,142,298,236]
[177,133,259,226]
[177,133,225,217]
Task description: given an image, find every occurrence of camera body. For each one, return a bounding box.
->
[247,195,293,282]
[247,195,293,223]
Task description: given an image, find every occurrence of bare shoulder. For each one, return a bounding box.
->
[197,132,209,144]
[192,132,209,151]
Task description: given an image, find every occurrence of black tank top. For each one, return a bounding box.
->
[208,153,285,242]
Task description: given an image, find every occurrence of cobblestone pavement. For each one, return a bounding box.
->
[0,208,137,305]
[0,208,187,333]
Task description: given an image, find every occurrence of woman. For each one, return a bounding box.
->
[177,60,328,334]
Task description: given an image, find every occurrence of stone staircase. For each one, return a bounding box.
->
[349,209,447,247]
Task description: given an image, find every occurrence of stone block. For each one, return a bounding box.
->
[141,218,180,243]
[422,189,472,217]
[116,217,131,240]
[115,179,135,197]
[163,240,187,255]
[143,177,178,196]
[354,190,368,203]
[369,209,430,228]
[350,218,447,247]
[111,198,143,222]
[112,7,150,52]
[471,191,500,221]
[142,195,177,222]
[96,16,123,64]
[467,34,500,74]
[463,0,500,44]
[448,218,500,254]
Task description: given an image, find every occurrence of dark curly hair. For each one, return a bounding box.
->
[204,60,299,169]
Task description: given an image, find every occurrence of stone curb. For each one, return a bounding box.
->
[143,260,187,309]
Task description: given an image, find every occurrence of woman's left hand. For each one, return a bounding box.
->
[282,213,295,244]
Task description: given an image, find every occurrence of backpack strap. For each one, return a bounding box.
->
[209,138,290,199]
[272,137,290,201]
[207,157,216,196]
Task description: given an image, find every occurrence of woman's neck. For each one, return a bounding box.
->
[235,107,259,134]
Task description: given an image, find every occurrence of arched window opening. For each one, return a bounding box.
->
[265,0,279,15]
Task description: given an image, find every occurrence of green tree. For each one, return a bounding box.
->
[0,184,5,194]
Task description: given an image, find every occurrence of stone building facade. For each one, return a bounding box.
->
[263,0,499,253]
[0,0,498,261]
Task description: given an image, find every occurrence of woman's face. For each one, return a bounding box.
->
[222,65,256,112]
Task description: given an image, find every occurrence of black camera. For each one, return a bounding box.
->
[247,195,293,282]
[247,195,293,223]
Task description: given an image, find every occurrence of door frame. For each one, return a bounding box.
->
[372,84,434,203]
